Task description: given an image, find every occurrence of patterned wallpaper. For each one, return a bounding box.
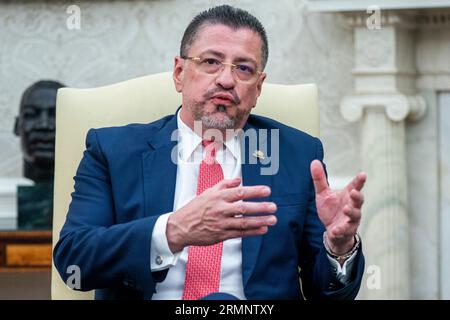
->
[0,0,359,178]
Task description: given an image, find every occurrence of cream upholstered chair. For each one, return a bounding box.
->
[51,72,319,299]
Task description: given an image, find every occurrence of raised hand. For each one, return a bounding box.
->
[310,160,366,255]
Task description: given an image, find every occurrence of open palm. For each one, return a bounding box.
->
[310,160,366,252]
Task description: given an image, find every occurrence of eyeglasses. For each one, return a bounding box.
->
[182,55,262,83]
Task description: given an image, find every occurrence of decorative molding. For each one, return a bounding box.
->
[416,10,450,29]
[344,10,418,29]
[340,94,426,122]
[344,9,450,30]
[307,0,450,12]
[352,69,417,76]
[355,28,394,68]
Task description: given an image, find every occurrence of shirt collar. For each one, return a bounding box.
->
[176,110,240,161]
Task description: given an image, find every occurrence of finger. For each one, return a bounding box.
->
[346,172,367,192]
[349,189,364,208]
[225,226,269,240]
[223,201,277,216]
[216,177,242,190]
[222,185,271,202]
[310,160,329,194]
[225,215,277,230]
[343,204,361,223]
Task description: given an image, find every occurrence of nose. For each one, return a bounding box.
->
[36,110,54,130]
[214,64,236,90]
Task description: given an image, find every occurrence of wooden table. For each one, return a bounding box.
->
[0,231,52,272]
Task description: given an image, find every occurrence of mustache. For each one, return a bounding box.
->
[203,88,241,105]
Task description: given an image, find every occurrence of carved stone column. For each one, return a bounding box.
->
[340,12,426,299]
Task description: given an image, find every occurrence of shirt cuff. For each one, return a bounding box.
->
[326,250,358,285]
[150,212,182,272]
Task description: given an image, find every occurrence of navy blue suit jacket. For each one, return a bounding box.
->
[54,111,365,300]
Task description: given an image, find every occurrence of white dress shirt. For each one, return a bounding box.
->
[150,112,356,300]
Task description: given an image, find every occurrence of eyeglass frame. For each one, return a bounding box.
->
[181,55,263,83]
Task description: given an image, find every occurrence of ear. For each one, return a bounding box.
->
[255,72,267,98]
[173,56,185,93]
[13,116,19,136]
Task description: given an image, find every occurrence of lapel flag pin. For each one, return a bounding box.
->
[253,150,265,159]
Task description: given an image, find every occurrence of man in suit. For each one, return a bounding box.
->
[54,5,366,300]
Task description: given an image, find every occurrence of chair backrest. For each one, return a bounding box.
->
[51,72,319,299]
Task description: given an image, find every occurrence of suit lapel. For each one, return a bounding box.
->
[142,113,178,217]
[240,120,273,289]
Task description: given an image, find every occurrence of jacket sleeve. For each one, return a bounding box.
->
[298,137,365,300]
[53,129,162,299]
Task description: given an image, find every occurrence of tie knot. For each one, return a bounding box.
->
[202,140,214,148]
[202,140,222,160]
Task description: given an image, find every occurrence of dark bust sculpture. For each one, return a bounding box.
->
[14,80,65,229]
[14,80,65,183]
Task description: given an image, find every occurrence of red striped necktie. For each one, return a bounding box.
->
[182,140,224,300]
